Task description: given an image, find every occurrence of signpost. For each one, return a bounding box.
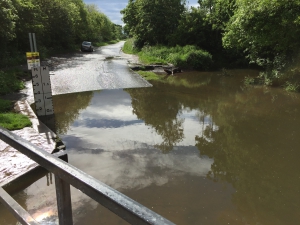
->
[27,33,40,70]
[28,33,54,116]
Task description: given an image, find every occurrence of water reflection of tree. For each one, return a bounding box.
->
[128,71,300,223]
[126,85,184,153]
[125,73,222,152]
[53,91,94,134]
[195,87,300,225]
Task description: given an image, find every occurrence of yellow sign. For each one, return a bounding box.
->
[26,52,40,69]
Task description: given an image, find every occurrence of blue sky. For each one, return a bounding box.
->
[83,0,200,25]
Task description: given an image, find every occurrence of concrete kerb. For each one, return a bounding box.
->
[0,100,66,193]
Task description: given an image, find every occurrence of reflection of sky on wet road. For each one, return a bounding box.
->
[2,88,218,225]
[57,88,215,192]
[56,89,218,224]
[61,89,215,151]
[69,148,213,191]
[2,69,299,225]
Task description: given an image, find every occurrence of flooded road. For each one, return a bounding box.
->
[1,70,300,225]
[49,41,151,95]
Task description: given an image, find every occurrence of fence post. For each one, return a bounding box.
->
[55,175,73,225]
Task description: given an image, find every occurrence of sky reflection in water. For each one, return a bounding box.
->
[1,70,299,225]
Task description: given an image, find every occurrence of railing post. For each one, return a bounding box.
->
[55,175,73,225]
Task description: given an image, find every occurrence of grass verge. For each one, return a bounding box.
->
[136,71,161,81]
[0,99,32,130]
[123,38,213,70]
[0,113,32,130]
[122,39,140,54]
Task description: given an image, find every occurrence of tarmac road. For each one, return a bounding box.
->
[48,41,151,95]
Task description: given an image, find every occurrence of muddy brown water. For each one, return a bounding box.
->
[1,70,300,225]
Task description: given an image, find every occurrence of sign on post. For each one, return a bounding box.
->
[26,52,40,70]
[31,66,54,116]
[27,33,40,70]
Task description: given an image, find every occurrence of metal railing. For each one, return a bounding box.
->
[0,126,175,225]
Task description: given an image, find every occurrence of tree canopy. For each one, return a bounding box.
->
[121,0,186,47]
[223,0,300,67]
[0,0,123,67]
[121,0,300,75]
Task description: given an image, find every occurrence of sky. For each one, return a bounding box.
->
[83,0,200,25]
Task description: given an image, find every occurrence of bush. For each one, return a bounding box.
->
[0,99,13,112]
[0,70,25,95]
[284,81,299,92]
[133,43,213,70]
[186,50,212,70]
[0,51,26,68]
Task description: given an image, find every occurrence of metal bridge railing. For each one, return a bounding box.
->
[0,126,175,225]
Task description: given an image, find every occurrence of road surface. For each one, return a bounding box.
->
[48,41,151,95]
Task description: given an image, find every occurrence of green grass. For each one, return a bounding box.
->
[137,71,161,81]
[0,113,32,130]
[122,38,140,54]
[122,39,213,70]
[138,52,167,64]
[0,99,32,130]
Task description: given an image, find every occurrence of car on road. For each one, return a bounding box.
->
[81,41,94,52]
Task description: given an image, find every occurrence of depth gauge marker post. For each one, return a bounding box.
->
[31,66,54,116]
[28,32,54,116]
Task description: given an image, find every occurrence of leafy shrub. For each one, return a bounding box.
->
[284,81,299,92]
[0,99,13,112]
[134,43,213,70]
[0,70,25,95]
[185,50,212,70]
[167,53,187,68]
[0,51,26,68]
[258,69,286,86]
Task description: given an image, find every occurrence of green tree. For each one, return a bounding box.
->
[120,0,138,37]
[0,0,118,64]
[0,0,18,41]
[223,0,300,69]
[0,0,18,64]
[121,0,186,47]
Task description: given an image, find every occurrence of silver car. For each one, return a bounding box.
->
[81,41,94,52]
